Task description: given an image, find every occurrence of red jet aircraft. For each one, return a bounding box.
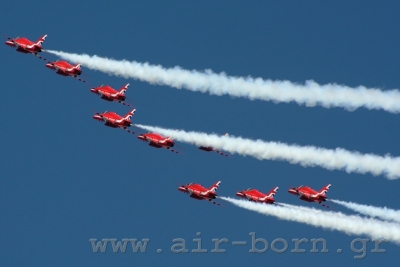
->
[288,184,331,207]
[236,186,279,204]
[198,133,230,157]
[5,34,47,56]
[137,132,180,153]
[46,60,87,83]
[93,109,136,134]
[91,83,132,106]
[179,181,222,205]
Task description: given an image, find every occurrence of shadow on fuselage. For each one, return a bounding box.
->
[104,122,120,128]
[16,48,31,53]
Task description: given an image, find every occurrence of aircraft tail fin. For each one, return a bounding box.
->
[319,184,331,195]
[35,34,47,46]
[117,83,130,95]
[209,181,221,193]
[268,186,279,197]
[123,108,136,121]
[73,63,82,70]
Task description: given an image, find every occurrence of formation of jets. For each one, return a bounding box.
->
[6,34,233,156]
[6,34,333,209]
[179,181,332,208]
[4,34,222,155]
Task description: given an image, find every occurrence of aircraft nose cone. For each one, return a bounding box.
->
[288,189,297,194]
[90,88,97,93]
[93,114,102,121]
[178,186,186,192]
[45,63,53,69]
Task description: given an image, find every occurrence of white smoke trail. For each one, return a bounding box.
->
[221,197,400,243]
[46,50,400,113]
[278,203,328,214]
[135,124,400,179]
[278,203,349,218]
[331,199,400,223]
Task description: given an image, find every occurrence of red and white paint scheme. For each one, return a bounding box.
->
[93,109,136,129]
[5,34,47,54]
[90,83,131,106]
[198,133,230,157]
[288,184,331,207]
[178,181,222,205]
[138,132,179,153]
[46,59,83,78]
[236,186,278,204]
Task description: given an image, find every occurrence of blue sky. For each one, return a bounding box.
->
[1,1,400,266]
